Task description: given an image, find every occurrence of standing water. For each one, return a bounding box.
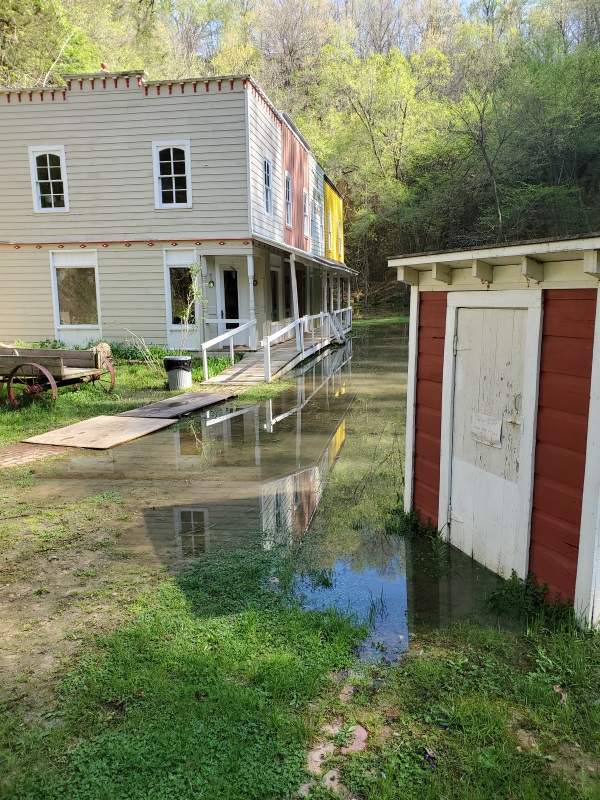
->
[29,320,502,660]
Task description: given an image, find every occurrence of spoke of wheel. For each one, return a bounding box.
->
[92,356,115,392]
[7,362,58,407]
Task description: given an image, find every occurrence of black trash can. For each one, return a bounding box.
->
[164,355,192,390]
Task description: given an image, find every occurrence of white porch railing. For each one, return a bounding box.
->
[264,312,333,382]
[201,319,257,382]
[333,306,353,334]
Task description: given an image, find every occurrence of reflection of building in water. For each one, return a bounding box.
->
[53,343,353,560]
[261,419,346,548]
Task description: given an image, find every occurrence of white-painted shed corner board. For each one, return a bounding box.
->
[404,285,419,512]
[575,289,600,625]
[438,290,543,580]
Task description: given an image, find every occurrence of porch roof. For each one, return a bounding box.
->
[253,235,358,276]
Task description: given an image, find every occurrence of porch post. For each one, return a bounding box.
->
[337,275,342,310]
[289,252,300,349]
[200,254,208,344]
[322,271,328,312]
[247,254,256,350]
[329,272,334,313]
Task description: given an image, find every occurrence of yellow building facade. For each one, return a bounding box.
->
[324,177,344,263]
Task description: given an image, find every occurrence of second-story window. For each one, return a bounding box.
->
[310,197,316,238]
[337,220,343,255]
[285,172,292,228]
[28,146,69,212]
[327,211,333,252]
[152,141,192,209]
[303,189,309,237]
[264,157,273,215]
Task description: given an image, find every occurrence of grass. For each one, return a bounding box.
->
[0,351,243,447]
[351,315,409,327]
[315,616,599,800]
[235,379,296,404]
[0,550,364,800]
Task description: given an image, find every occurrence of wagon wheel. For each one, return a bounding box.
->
[90,355,115,393]
[7,362,58,407]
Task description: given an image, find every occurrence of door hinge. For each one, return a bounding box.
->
[453,331,458,356]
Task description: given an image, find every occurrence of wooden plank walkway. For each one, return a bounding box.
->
[25,416,175,449]
[118,391,235,419]
[205,339,334,385]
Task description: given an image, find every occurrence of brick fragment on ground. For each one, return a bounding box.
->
[340,723,368,754]
[0,443,69,470]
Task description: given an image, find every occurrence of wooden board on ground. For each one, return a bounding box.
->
[25,416,175,449]
[118,391,235,419]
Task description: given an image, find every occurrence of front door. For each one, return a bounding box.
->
[444,297,541,579]
[223,269,239,330]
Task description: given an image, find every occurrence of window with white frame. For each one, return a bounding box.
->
[51,251,99,327]
[264,156,273,215]
[303,189,309,237]
[29,146,69,212]
[310,197,316,238]
[152,141,192,209]
[327,211,333,251]
[337,220,343,255]
[285,172,292,228]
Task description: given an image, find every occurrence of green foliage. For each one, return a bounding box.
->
[385,498,440,540]
[486,570,549,617]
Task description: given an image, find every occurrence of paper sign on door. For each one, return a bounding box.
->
[471,413,503,448]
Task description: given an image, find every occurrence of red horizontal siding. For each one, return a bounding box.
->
[530,289,596,602]
[412,292,447,527]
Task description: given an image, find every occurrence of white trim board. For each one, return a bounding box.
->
[576,287,600,626]
[438,290,543,579]
[404,285,419,512]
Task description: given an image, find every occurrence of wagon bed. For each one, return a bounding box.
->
[0,347,115,406]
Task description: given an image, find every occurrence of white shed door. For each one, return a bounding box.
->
[449,307,528,578]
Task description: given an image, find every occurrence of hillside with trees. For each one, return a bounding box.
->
[2,0,600,290]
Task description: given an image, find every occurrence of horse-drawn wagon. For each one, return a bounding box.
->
[0,347,115,407]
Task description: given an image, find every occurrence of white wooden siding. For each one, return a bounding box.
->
[0,250,55,342]
[248,90,284,242]
[0,84,250,243]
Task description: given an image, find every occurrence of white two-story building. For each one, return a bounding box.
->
[0,70,353,352]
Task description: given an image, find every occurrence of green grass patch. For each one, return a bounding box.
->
[322,619,600,799]
[235,380,296,404]
[0,550,365,800]
[351,315,409,327]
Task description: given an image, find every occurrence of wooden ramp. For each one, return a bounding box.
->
[205,339,333,385]
[119,391,235,419]
[25,416,175,449]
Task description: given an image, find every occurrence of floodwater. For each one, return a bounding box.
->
[30,321,503,661]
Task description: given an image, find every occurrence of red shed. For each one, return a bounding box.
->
[390,235,600,625]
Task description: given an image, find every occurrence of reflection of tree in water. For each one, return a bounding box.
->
[170,267,195,324]
[349,530,404,580]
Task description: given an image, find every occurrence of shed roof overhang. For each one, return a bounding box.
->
[388,233,600,285]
